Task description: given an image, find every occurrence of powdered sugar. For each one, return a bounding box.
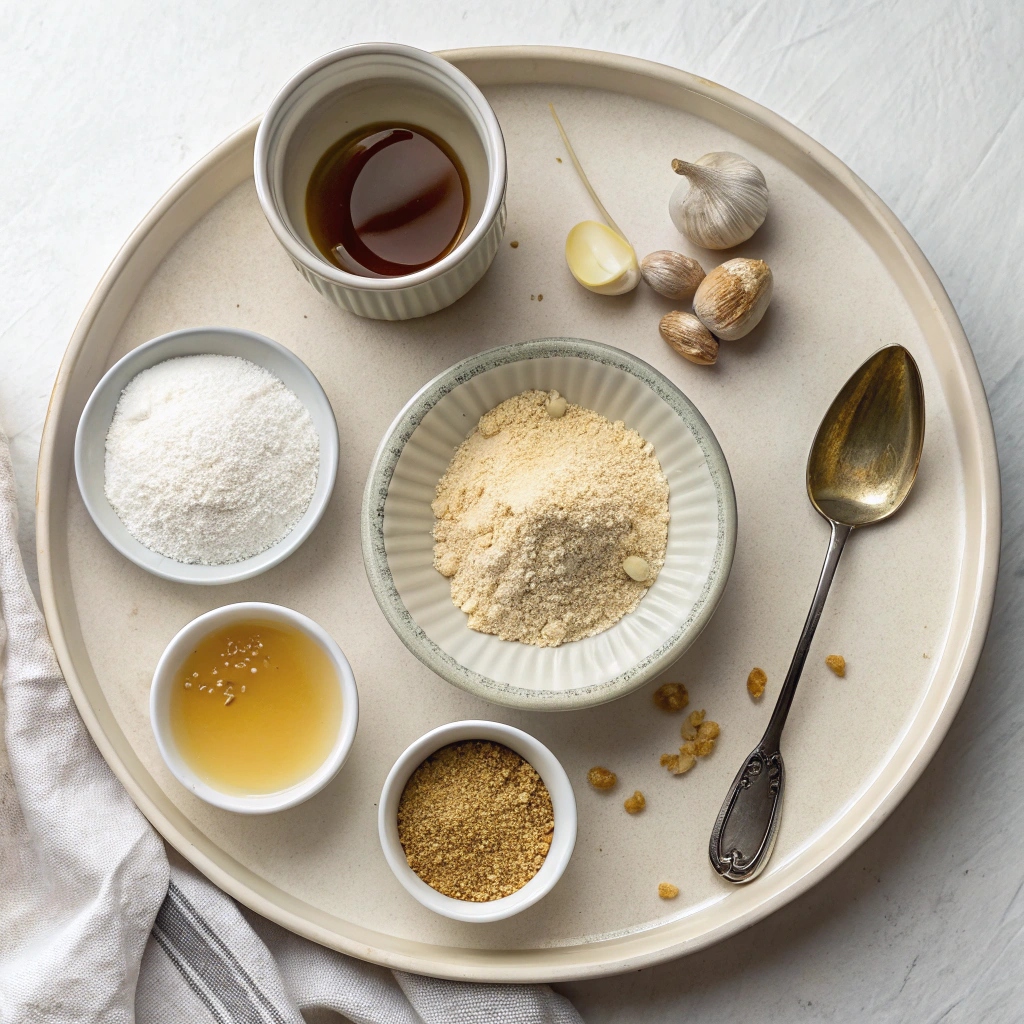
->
[104,354,319,565]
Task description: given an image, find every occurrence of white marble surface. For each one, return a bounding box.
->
[1,1,1020,1020]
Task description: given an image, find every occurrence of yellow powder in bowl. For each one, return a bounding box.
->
[432,389,670,647]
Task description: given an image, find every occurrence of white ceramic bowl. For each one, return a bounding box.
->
[362,337,737,711]
[378,720,576,922]
[255,43,507,321]
[150,602,359,814]
[75,326,339,585]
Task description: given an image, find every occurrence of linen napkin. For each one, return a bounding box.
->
[0,427,583,1024]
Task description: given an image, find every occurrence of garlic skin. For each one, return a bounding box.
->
[659,311,718,364]
[669,153,768,250]
[693,258,773,340]
[565,221,640,295]
[640,251,705,300]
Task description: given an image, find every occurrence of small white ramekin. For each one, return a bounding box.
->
[255,43,507,321]
[378,720,577,922]
[75,326,339,586]
[151,602,358,814]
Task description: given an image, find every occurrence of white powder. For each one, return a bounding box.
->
[104,354,320,565]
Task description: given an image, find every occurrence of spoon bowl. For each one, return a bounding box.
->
[807,345,925,526]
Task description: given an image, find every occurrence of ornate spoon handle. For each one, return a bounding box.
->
[710,521,852,883]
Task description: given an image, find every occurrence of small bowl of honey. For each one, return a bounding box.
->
[150,603,358,813]
[255,42,507,321]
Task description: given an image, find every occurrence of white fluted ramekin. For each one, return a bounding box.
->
[255,43,507,321]
[361,338,738,711]
[378,720,576,922]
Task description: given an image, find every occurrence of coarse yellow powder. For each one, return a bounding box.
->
[396,741,554,902]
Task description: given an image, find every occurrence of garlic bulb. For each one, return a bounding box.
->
[693,258,773,340]
[640,251,705,300]
[669,153,768,249]
[659,311,718,365]
[566,221,640,295]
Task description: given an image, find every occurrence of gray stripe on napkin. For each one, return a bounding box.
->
[155,882,285,1024]
[152,926,231,1024]
[171,881,290,1024]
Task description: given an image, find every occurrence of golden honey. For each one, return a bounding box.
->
[169,620,341,795]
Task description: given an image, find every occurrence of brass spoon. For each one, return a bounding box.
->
[709,345,925,883]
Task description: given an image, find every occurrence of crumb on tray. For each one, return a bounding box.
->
[587,766,617,790]
[747,667,767,699]
[624,790,646,814]
[652,683,689,712]
[826,654,846,677]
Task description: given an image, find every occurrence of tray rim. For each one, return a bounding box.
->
[35,45,1001,982]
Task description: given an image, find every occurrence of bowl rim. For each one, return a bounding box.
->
[74,325,339,585]
[150,601,359,814]
[360,336,738,711]
[377,720,577,922]
[253,41,508,292]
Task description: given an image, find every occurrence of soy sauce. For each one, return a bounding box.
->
[306,123,470,277]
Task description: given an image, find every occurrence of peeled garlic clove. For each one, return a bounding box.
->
[546,394,568,418]
[640,250,705,301]
[659,311,718,365]
[623,555,651,582]
[693,258,773,341]
[669,152,768,250]
[565,220,640,295]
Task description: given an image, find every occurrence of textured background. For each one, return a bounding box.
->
[2,1,1021,1020]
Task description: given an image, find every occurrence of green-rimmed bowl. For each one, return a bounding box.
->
[360,338,737,711]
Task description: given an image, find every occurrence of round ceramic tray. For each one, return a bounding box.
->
[37,47,998,982]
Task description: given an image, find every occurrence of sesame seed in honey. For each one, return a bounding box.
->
[168,620,341,795]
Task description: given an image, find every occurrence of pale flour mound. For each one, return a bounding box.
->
[432,389,669,647]
[104,354,319,565]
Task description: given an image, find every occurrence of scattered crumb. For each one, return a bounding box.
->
[510,240,519,248]
[531,294,535,300]
[747,667,767,699]
[923,653,930,659]
[658,882,679,899]
[826,654,846,677]
[660,752,696,775]
[624,790,646,814]
[538,294,544,301]
[556,157,563,163]
[587,766,617,790]
[697,721,720,742]
[662,710,720,776]
[653,682,689,713]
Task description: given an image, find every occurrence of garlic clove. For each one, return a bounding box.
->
[693,258,773,341]
[640,250,705,301]
[659,311,719,365]
[669,152,769,250]
[565,220,640,295]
